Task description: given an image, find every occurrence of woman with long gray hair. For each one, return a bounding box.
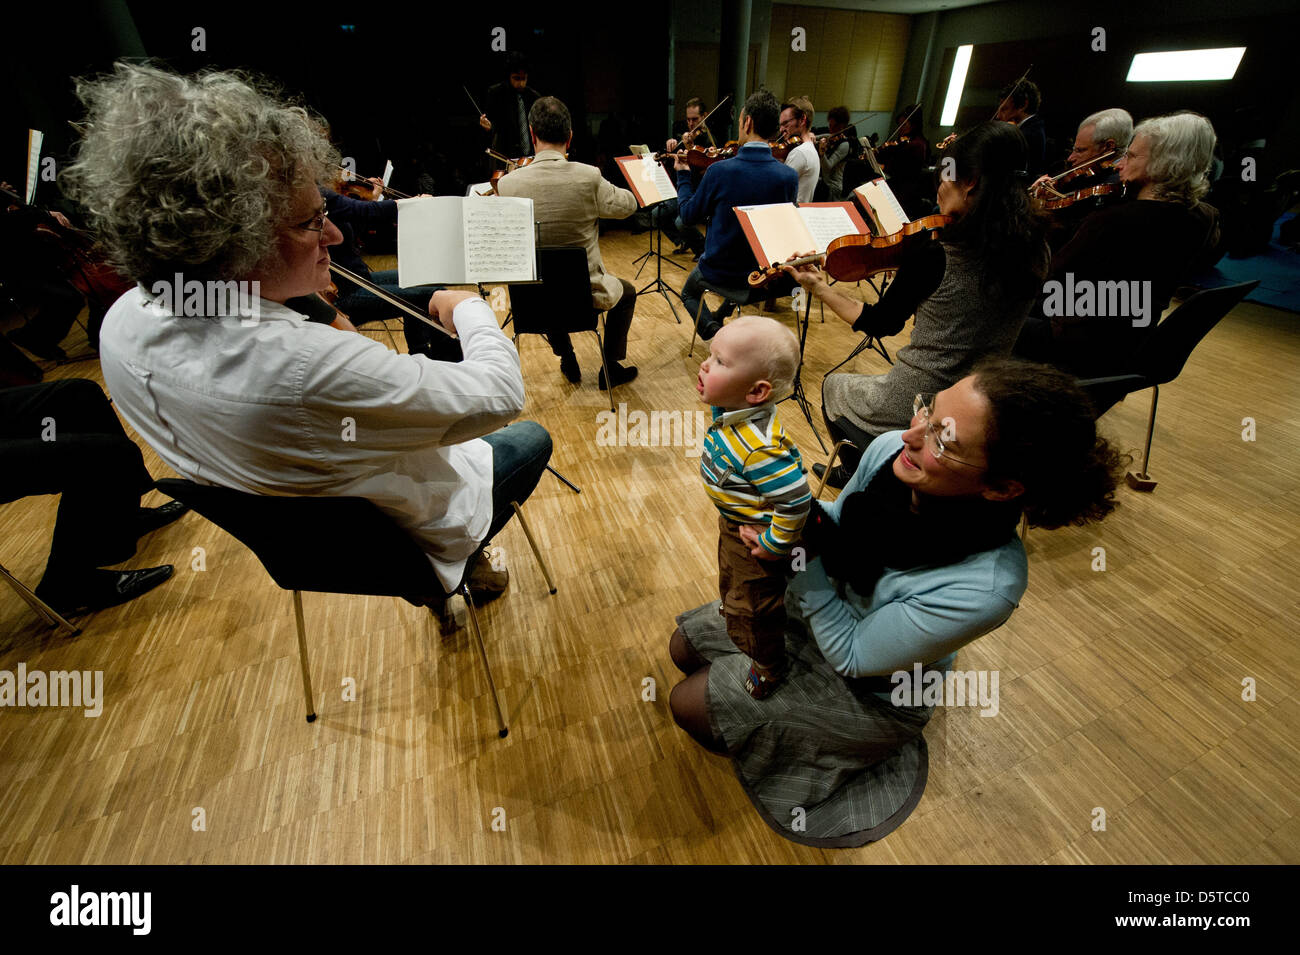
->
[1015,111,1223,377]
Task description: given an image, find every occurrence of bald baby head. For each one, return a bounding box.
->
[720,315,801,400]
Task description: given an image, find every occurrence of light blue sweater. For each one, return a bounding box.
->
[785,432,1028,678]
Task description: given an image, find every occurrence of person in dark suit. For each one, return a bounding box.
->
[0,378,184,617]
[996,79,1046,180]
[477,52,541,163]
[674,90,799,340]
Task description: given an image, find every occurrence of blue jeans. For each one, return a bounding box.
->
[480,421,553,546]
[650,200,703,253]
[334,269,462,362]
[680,267,749,332]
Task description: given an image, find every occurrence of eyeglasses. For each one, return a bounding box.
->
[293,207,330,233]
[1121,149,1144,161]
[913,394,985,470]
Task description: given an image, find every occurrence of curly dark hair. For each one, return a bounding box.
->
[971,357,1129,529]
[940,120,1049,301]
[743,89,781,140]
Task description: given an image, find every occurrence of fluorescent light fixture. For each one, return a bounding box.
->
[940,45,973,126]
[1126,47,1245,82]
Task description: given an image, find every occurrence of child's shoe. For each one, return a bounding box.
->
[745,660,788,699]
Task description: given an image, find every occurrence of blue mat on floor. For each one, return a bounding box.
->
[1190,213,1300,313]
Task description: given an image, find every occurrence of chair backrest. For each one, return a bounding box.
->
[508,246,600,335]
[1135,280,1260,385]
[155,479,442,600]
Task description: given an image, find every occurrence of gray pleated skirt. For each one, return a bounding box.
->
[676,599,932,848]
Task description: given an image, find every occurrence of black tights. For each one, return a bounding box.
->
[668,628,728,755]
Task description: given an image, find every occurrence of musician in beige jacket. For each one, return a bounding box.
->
[497,96,639,389]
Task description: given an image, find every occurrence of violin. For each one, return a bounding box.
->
[747,215,952,288]
[327,262,455,337]
[3,185,134,310]
[877,135,911,151]
[1034,181,1121,211]
[484,149,545,194]
[656,141,739,171]
[1028,150,1118,203]
[768,135,804,163]
[334,168,413,201]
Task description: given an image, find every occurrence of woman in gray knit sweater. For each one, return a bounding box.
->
[788,121,1049,485]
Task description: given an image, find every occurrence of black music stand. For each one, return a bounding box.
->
[778,292,828,453]
[633,200,686,323]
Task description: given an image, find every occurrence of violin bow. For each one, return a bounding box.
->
[880,104,921,148]
[990,64,1034,121]
[1031,149,1117,200]
[327,263,456,336]
[1049,149,1117,183]
[940,64,1032,148]
[681,95,730,145]
[335,165,412,199]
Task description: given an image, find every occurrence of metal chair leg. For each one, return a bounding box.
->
[291,590,317,723]
[1125,385,1159,492]
[511,501,557,595]
[0,562,80,636]
[815,439,858,500]
[461,583,508,738]
[688,294,706,357]
[595,326,614,412]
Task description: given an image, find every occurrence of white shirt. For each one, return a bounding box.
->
[785,141,821,203]
[99,288,525,591]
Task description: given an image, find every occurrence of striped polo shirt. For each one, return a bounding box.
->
[700,403,811,556]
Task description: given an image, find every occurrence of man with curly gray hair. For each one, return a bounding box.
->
[63,62,551,627]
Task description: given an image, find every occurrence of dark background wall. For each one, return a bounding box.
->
[4,0,1296,203]
[2,0,672,200]
[905,0,1299,181]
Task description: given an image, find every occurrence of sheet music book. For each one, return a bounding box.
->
[396,195,536,286]
[732,201,870,269]
[26,130,43,205]
[853,178,910,236]
[616,152,677,207]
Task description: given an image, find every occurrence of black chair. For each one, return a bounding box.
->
[1078,279,1259,492]
[156,479,555,736]
[508,246,619,412]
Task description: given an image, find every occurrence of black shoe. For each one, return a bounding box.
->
[137,501,190,538]
[7,326,66,361]
[36,565,174,617]
[598,363,638,390]
[559,351,581,383]
[812,462,853,488]
[697,319,722,341]
[671,243,691,255]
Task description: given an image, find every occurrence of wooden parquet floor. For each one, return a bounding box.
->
[1,229,1297,864]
